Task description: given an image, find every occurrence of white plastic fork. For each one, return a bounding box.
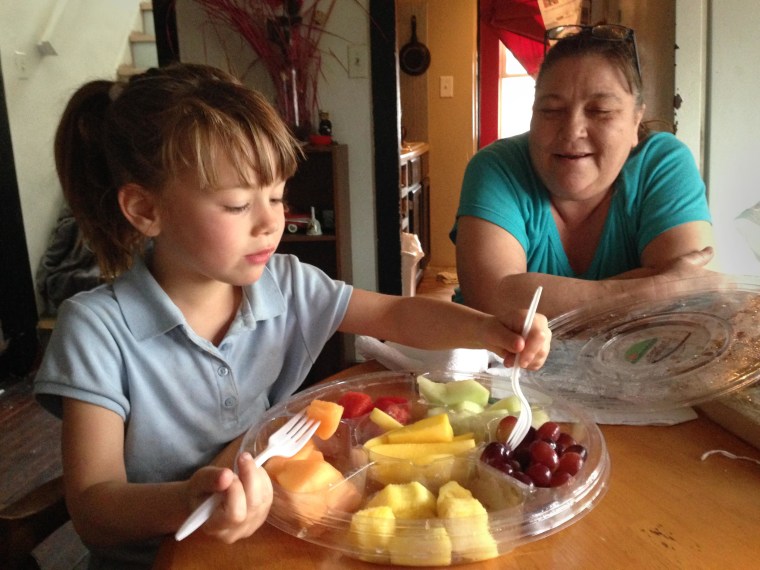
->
[175,410,320,541]
[506,286,543,451]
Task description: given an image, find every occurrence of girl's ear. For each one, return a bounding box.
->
[118,183,161,237]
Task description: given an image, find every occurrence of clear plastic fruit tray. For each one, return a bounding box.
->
[239,370,609,566]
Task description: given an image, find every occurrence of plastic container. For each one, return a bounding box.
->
[533,275,760,412]
[239,370,609,566]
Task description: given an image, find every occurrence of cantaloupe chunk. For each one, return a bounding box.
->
[305,399,343,440]
[274,458,344,493]
[263,440,323,478]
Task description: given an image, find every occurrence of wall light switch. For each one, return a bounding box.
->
[348,44,369,78]
[440,75,454,98]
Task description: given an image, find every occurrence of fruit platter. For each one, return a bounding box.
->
[239,370,609,566]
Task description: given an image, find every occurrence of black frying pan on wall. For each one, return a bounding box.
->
[400,15,430,76]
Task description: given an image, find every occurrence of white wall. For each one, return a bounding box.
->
[703,0,760,276]
[176,0,377,292]
[676,0,760,276]
[1,0,144,309]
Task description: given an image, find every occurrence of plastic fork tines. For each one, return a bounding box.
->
[507,286,543,450]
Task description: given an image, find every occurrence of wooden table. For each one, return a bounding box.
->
[154,362,760,569]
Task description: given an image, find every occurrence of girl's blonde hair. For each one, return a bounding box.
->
[54,63,301,279]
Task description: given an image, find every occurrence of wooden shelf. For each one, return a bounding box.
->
[278,144,352,387]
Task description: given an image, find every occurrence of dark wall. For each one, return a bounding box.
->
[0,56,40,378]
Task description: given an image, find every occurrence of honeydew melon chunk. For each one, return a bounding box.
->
[385,413,454,444]
[369,439,476,464]
[487,395,522,413]
[366,481,437,519]
[349,505,396,558]
[443,380,490,407]
[416,376,449,405]
[531,408,550,429]
[451,400,484,415]
[389,526,452,567]
[369,406,404,431]
[417,376,490,407]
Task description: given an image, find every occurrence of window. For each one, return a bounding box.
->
[498,42,535,138]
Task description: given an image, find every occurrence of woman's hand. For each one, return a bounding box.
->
[185,453,273,543]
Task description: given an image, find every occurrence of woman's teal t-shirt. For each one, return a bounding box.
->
[450,131,710,293]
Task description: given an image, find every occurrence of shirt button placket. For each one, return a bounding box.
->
[217,364,238,421]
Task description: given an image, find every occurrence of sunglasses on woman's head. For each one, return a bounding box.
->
[543,24,642,80]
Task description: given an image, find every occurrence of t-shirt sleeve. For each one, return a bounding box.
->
[33,298,130,420]
[634,133,711,251]
[450,137,533,252]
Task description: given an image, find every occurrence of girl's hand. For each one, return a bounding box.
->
[185,453,273,543]
[482,310,551,369]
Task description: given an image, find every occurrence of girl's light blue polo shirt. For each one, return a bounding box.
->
[34,253,352,486]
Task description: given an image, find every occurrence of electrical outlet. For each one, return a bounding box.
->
[440,76,454,98]
[348,44,369,78]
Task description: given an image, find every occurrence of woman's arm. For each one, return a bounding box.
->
[456,215,718,320]
[61,399,270,546]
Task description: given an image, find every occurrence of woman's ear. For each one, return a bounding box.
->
[118,183,161,237]
[632,103,646,146]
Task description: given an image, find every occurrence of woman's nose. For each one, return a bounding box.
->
[560,109,588,139]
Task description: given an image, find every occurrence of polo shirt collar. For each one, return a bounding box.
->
[113,257,287,340]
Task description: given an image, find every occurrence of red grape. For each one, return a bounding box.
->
[550,471,573,487]
[536,421,561,442]
[565,444,588,461]
[480,441,510,470]
[529,440,559,471]
[526,463,552,487]
[479,420,586,490]
[495,415,518,442]
[556,451,584,476]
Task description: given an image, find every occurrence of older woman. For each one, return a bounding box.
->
[451,24,716,319]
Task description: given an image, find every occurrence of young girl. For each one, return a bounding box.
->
[34,63,550,568]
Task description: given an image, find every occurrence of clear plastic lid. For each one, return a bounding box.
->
[531,275,760,411]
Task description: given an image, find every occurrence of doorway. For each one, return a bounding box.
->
[0,55,39,380]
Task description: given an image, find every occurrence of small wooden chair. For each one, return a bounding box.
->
[0,475,70,569]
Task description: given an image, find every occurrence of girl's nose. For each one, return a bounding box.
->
[251,202,281,235]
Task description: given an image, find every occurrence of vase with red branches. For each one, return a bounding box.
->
[195,0,337,139]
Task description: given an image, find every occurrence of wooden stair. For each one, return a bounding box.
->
[117,2,157,81]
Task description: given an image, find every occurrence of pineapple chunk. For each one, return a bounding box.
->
[437,481,498,562]
[366,481,437,519]
[349,505,396,558]
[389,526,452,566]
